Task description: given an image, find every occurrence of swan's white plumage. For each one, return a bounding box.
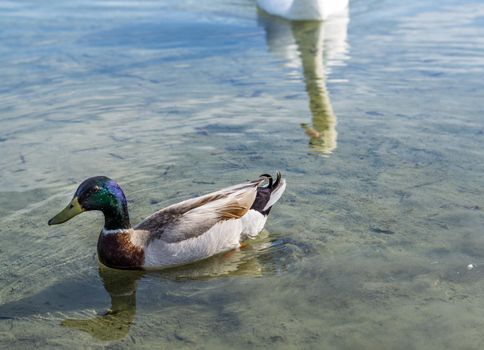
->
[257,0,348,21]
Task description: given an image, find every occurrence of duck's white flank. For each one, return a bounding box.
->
[240,209,268,240]
[143,219,243,268]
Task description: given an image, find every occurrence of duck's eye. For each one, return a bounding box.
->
[69,204,74,209]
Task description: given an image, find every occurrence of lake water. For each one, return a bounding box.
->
[1,0,483,348]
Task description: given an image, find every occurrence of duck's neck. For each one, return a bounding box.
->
[102,197,131,231]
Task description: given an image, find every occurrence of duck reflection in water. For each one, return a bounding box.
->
[258,8,349,155]
[61,267,141,341]
[62,233,281,340]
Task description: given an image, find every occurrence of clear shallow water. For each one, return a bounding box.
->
[0,0,483,348]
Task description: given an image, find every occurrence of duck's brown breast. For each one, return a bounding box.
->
[97,231,144,270]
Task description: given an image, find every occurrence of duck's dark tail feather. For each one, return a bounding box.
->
[251,172,286,216]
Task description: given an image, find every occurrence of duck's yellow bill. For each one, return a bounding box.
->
[48,197,84,225]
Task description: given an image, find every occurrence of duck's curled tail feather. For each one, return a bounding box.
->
[251,172,286,215]
[240,172,285,240]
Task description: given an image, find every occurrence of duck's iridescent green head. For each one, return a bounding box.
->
[48,176,131,230]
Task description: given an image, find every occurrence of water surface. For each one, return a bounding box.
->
[1,0,483,348]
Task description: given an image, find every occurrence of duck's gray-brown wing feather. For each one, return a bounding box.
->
[134,178,267,243]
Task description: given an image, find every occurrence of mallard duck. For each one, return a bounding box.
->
[48,173,286,270]
[257,0,348,21]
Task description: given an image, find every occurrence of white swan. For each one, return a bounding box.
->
[257,0,349,21]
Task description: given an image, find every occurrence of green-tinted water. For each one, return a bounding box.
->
[1,0,483,348]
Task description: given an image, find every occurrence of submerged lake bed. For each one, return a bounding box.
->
[0,0,483,348]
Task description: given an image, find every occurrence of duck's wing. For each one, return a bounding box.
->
[134,177,269,243]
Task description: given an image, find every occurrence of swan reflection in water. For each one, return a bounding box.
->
[258,8,349,155]
[62,232,285,340]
